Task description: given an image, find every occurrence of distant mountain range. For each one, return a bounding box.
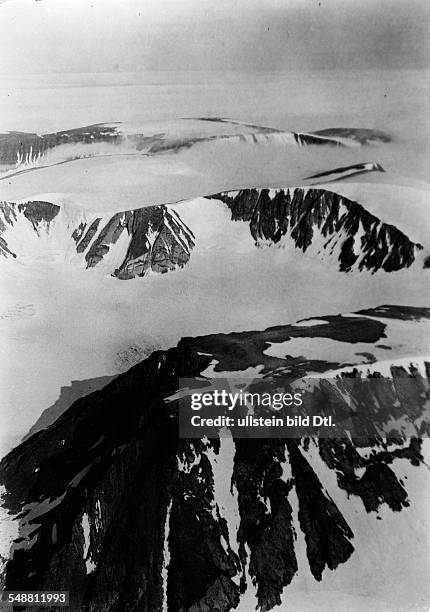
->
[0,120,391,178]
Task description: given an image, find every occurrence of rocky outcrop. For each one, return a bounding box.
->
[0,125,121,170]
[0,199,195,279]
[0,200,60,258]
[288,441,354,581]
[210,187,424,272]
[0,305,428,611]
[75,219,102,254]
[76,205,195,278]
[304,161,385,183]
[78,205,195,279]
[293,132,344,147]
[111,207,195,280]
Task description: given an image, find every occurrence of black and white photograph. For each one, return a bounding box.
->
[0,0,429,610]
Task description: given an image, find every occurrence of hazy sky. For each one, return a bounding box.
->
[0,0,429,74]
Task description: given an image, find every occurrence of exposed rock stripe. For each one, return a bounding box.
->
[210,188,424,272]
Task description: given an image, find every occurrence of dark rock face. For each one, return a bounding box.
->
[84,213,129,267]
[75,219,102,254]
[112,207,195,280]
[288,441,354,581]
[293,132,344,147]
[76,205,195,278]
[210,188,423,272]
[0,201,60,257]
[0,305,427,611]
[77,205,195,279]
[304,161,385,183]
[232,438,298,610]
[18,201,60,230]
[0,198,195,279]
[357,304,430,321]
[0,125,121,169]
[185,312,388,375]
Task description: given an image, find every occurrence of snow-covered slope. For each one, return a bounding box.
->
[1,181,429,276]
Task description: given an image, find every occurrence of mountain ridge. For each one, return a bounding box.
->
[0,121,390,178]
[1,185,428,277]
[0,304,428,611]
